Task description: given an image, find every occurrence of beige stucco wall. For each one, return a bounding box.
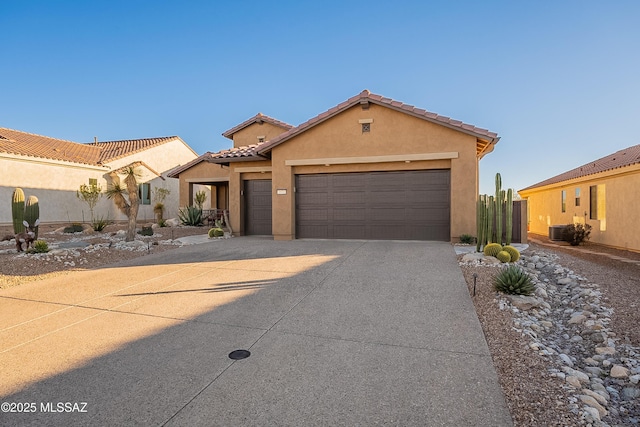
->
[0,137,197,225]
[231,122,289,148]
[173,161,230,208]
[0,154,110,224]
[220,103,479,240]
[104,138,198,221]
[519,164,640,252]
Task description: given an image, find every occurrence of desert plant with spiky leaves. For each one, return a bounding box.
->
[494,264,535,296]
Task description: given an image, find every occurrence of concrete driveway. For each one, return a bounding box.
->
[0,238,512,426]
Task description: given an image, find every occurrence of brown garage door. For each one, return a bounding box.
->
[295,170,450,240]
[244,180,272,235]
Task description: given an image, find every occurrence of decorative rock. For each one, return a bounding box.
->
[559,353,574,367]
[585,366,604,377]
[583,406,601,422]
[630,374,640,384]
[578,394,608,417]
[563,367,590,383]
[582,388,608,406]
[566,376,582,388]
[461,253,483,263]
[568,314,586,324]
[506,295,543,310]
[622,387,640,400]
[595,346,616,355]
[557,277,573,285]
[165,218,180,227]
[610,365,630,379]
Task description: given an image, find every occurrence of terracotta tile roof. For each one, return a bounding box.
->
[208,143,267,163]
[0,127,102,165]
[257,90,500,156]
[0,128,189,167]
[167,152,221,177]
[222,113,293,139]
[89,136,180,163]
[520,144,640,191]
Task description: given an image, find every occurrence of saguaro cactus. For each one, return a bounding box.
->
[506,189,513,245]
[487,195,495,243]
[476,196,486,252]
[25,195,40,239]
[495,173,503,245]
[12,188,26,234]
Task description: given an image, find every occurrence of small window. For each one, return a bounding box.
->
[575,188,581,206]
[138,183,151,205]
[361,123,370,133]
[561,190,566,213]
[89,178,98,187]
[590,184,606,220]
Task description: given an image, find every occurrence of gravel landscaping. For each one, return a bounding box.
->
[2,225,638,426]
[0,222,212,289]
[460,237,640,426]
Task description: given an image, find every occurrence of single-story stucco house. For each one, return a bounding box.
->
[519,143,640,252]
[0,127,198,225]
[169,90,501,241]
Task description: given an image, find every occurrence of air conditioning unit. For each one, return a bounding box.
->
[549,225,565,241]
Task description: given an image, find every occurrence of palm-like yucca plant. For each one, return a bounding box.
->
[105,166,141,242]
[493,265,535,296]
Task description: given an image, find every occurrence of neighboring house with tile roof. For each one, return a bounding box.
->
[0,128,198,225]
[169,90,511,242]
[519,144,640,252]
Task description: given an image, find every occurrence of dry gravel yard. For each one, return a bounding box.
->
[0,223,210,289]
[460,235,640,426]
[2,226,638,426]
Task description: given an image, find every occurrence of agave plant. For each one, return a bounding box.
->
[493,264,535,296]
[178,206,203,226]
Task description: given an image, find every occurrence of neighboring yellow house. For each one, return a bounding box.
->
[169,90,501,241]
[519,144,640,252]
[0,128,198,224]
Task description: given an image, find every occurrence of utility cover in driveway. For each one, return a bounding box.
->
[295,170,450,240]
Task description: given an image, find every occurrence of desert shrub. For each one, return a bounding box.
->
[562,223,592,246]
[63,223,84,233]
[459,234,474,244]
[157,218,167,227]
[28,240,49,253]
[178,206,203,226]
[483,242,502,257]
[91,216,111,232]
[138,226,153,236]
[496,250,512,263]
[208,227,224,238]
[494,264,535,296]
[502,245,520,262]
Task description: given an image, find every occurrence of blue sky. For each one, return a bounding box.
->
[2,1,639,195]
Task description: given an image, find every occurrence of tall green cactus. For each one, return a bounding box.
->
[476,196,486,252]
[495,173,503,245]
[25,195,40,239]
[487,195,495,243]
[506,189,513,245]
[12,188,25,234]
